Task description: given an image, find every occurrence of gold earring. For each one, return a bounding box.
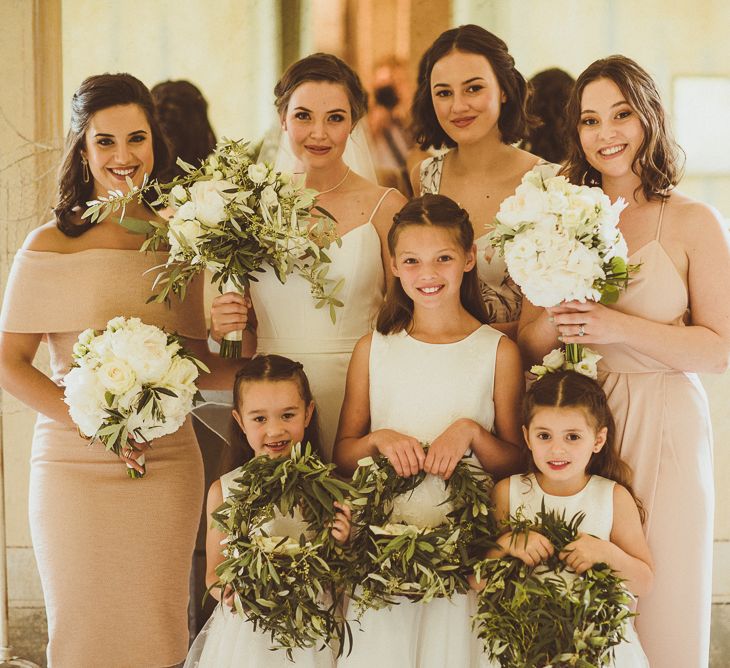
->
[81,157,90,184]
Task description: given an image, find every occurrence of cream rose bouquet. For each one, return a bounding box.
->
[63,316,208,478]
[83,139,342,358]
[489,171,635,364]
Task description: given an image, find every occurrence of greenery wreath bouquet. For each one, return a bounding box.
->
[348,451,493,614]
[84,139,343,357]
[472,504,635,667]
[211,442,358,656]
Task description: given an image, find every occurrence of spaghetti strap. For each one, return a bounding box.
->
[656,195,668,241]
[367,188,396,224]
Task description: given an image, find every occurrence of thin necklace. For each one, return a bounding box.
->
[317,167,351,195]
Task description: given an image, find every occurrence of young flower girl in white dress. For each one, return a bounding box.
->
[334,194,524,668]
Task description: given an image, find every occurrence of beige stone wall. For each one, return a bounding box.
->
[62,0,281,144]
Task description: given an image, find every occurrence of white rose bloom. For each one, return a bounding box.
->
[189,179,235,226]
[161,356,199,393]
[109,325,172,384]
[170,184,188,207]
[63,366,107,437]
[117,384,143,412]
[176,201,197,221]
[260,184,279,210]
[168,217,206,257]
[542,348,566,371]
[247,163,269,184]
[97,359,137,395]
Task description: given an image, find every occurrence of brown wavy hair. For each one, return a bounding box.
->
[376,194,489,335]
[274,53,368,125]
[151,79,216,180]
[562,55,683,202]
[520,68,575,164]
[523,370,646,523]
[232,354,321,460]
[54,73,171,237]
[411,24,535,150]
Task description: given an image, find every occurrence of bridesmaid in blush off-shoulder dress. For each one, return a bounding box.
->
[0,74,236,668]
[518,57,730,668]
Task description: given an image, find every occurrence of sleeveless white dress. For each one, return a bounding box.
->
[250,191,393,460]
[507,474,649,667]
[419,156,559,324]
[184,467,335,668]
[339,325,503,668]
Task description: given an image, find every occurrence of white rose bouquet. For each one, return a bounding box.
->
[489,171,636,364]
[83,139,342,358]
[63,316,208,478]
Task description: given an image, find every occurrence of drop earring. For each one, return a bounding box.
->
[81,156,90,184]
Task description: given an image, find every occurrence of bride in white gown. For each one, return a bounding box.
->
[210,53,406,460]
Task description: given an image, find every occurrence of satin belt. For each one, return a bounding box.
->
[256,336,361,355]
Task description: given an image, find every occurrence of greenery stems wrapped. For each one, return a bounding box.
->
[348,450,493,613]
[211,443,358,657]
[83,139,344,358]
[472,504,635,667]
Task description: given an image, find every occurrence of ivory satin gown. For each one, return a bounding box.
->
[593,200,714,667]
[249,190,392,460]
[0,249,207,667]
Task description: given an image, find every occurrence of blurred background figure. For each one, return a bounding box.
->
[368,57,416,195]
[151,79,234,637]
[152,79,217,179]
[519,67,575,164]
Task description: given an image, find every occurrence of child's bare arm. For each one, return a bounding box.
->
[560,484,654,597]
[204,479,234,605]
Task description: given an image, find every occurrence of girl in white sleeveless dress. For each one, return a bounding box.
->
[335,194,524,667]
[482,370,652,667]
[185,355,351,668]
[210,54,406,459]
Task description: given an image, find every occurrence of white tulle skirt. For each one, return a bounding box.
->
[184,604,335,668]
[338,590,483,668]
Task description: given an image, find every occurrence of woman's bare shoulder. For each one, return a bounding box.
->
[666,191,727,238]
[22,221,73,252]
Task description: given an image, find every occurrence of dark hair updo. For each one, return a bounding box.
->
[274,53,368,125]
[54,73,171,237]
[411,24,534,150]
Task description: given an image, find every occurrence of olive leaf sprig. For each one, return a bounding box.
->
[347,449,493,614]
[212,442,358,657]
[472,503,635,667]
[82,139,344,357]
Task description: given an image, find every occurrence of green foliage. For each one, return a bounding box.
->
[212,443,359,657]
[83,138,344,323]
[472,504,635,667]
[348,451,493,613]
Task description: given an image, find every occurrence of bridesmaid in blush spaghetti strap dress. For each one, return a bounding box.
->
[518,57,730,667]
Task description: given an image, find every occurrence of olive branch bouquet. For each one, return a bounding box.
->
[472,503,635,667]
[347,450,493,614]
[211,442,358,657]
[83,139,343,357]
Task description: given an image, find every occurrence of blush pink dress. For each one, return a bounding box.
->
[0,248,207,668]
[593,199,713,668]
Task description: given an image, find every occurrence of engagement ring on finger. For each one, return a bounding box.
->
[578,324,585,337]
